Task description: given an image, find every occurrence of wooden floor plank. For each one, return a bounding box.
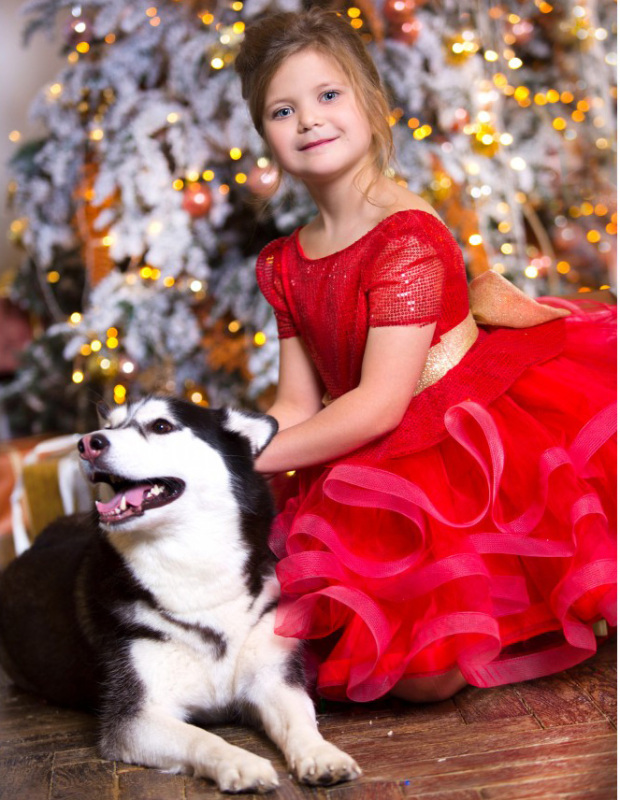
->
[185,773,322,799]
[401,739,615,795]
[0,753,53,800]
[559,791,618,800]
[452,685,530,724]
[50,760,117,800]
[52,745,103,766]
[514,673,607,727]
[399,729,615,780]
[405,790,482,800]
[0,728,99,758]
[569,655,618,725]
[118,768,186,799]
[347,721,614,787]
[326,780,404,799]
[479,764,617,799]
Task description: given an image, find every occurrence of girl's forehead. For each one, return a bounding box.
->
[267,48,349,93]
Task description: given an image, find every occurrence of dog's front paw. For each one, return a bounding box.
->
[213,750,279,794]
[292,742,361,786]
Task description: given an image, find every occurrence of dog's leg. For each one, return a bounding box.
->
[102,708,279,794]
[249,678,361,786]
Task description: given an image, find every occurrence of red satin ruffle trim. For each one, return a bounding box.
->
[272,396,617,702]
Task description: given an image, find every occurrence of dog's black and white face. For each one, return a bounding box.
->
[78,396,277,532]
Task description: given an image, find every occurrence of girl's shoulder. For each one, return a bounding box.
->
[383,186,443,221]
[377,186,449,233]
[257,235,289,263]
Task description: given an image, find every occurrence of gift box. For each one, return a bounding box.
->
[0,435,93,568]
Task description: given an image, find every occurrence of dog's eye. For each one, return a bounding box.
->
[149,419,174,434]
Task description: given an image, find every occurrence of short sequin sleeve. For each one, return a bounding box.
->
[365,219,445,328]
[255,239,299,339]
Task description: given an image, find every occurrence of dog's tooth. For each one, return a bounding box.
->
[120,496,127,511]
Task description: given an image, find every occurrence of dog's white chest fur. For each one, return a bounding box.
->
[128,572,285,710]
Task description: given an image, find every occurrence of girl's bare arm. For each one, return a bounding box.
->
[255,322,435,473]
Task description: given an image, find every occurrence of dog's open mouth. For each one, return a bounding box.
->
[93,474,186,524]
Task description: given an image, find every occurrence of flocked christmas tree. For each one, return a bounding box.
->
[2,0,616,436]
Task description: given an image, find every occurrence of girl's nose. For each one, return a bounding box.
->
[297,108,321,132]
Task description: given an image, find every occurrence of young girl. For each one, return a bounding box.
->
[235,8,616,704]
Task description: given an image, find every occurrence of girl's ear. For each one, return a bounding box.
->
[223,408,278,457]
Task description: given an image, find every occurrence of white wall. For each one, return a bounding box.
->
[0,0,65,278]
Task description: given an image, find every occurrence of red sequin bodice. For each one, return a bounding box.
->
[256,209,565,456]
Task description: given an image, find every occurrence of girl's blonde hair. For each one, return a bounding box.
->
[235,8,394,179]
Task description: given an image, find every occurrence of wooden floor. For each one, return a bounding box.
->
[0,640,616,800]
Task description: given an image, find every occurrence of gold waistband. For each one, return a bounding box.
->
[413,311,479,396]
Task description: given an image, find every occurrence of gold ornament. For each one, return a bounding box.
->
[470,122,499,157]
[444,32,480,65]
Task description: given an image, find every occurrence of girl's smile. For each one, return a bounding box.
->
[262,48,373,184]
[298,137,339,151]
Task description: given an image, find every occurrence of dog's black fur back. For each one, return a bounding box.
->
[0,512,103,708]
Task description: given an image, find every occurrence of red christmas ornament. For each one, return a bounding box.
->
[511,20,534,45]
[182,183,212,218]
[391,17,422,44]
[441,106,470,133]
[383,0,417,25]
[65,16,94,48]
[247,163,279,197]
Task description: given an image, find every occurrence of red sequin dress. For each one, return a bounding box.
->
[256,209,617,702]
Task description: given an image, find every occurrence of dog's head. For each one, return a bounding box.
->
[77,396,277,532]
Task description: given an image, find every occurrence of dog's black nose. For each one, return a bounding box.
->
[78,433,110,461]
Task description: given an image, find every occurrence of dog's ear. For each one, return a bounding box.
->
[223,409,278,457]
[97,401,112,425]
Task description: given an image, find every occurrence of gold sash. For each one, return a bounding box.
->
[413,312,478,396]
[413,270,570,396]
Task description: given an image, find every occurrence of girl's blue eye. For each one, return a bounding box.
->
[273,107,293,119]
[322,90,339,102]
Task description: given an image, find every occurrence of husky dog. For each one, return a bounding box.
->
[0,397,360,794]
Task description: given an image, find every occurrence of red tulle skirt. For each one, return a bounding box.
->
[269,306,617,702]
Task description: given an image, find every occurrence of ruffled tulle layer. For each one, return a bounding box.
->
[270,307,617,702]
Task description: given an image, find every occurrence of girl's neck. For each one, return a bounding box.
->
[304,169,396,242]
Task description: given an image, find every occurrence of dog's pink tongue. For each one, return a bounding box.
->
[96,485,149,516]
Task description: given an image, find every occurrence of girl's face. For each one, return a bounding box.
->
[261,48,374,187]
